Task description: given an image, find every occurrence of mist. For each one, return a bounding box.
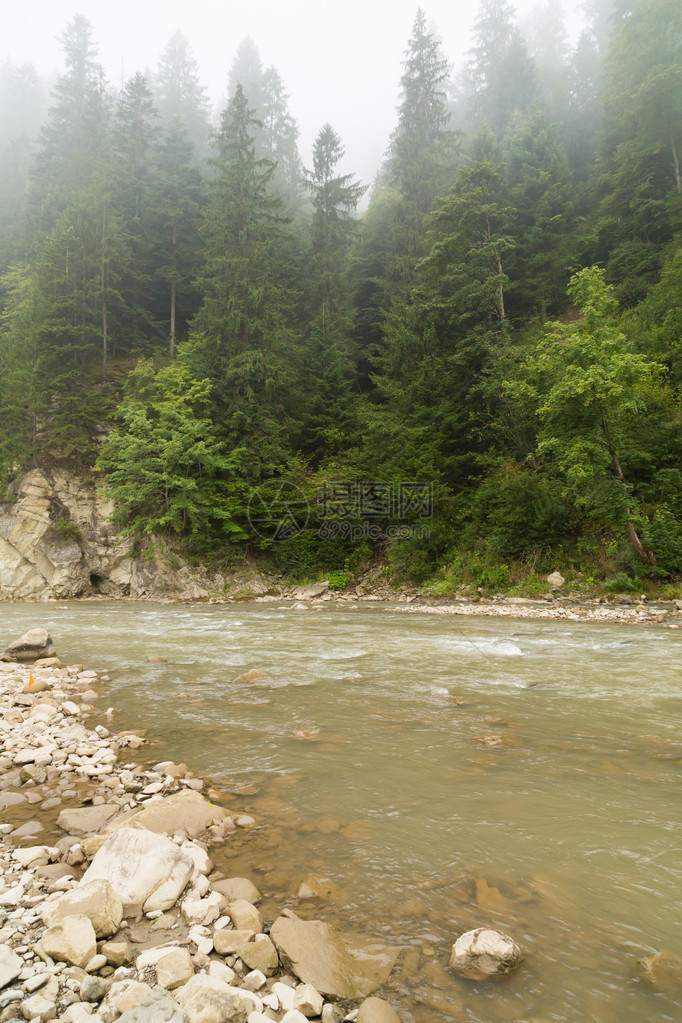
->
[4,0,588,182]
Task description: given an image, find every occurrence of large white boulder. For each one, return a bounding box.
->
[81,827,194,915]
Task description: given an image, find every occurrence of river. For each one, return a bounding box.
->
[2,601,681,1021]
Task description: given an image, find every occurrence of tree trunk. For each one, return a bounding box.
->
[672,134,681,195]
[496,249,505,320]
[600,409,655,564]
[169,279,176,359]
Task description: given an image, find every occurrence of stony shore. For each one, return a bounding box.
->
[0,653,404,1023]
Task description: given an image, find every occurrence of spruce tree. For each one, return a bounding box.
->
[190,86,301,480]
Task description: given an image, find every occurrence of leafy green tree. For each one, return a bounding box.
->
[97,360,246,547]
[516,267,663,562]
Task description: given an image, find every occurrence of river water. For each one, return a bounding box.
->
[2,601,682,1021]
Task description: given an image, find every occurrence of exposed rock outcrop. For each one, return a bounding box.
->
[0,468,276,600]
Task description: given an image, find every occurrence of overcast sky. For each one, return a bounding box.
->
[6,0,583,184]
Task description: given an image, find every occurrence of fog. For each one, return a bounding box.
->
[4,0,586,183]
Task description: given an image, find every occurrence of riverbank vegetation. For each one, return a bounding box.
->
[0,0,681,596]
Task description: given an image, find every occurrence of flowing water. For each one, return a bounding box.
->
[2,601,682,1021]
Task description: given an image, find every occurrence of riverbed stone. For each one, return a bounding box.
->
[172,974,247,1023]
[293,983,324,1017]
[270,909,397,999]
[155,948,195,990]
[101,939,133,967]
[81,827,194,915]
[42,913,98,968]
[357,997,402,1023]
[19,991,56,1021]
[0,946,22,991]
[1,629,56,663]
[42,878,123,937]
[238,937,279,976]
[212,929,256,956]
[211,878,260,904]
[106,789,225,838]
[116,985,185,1023]
[57,804,119,836]
[449,927,523,979]
[228,899,262,932]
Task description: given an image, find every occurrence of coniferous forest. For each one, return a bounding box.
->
[1,0,681,595]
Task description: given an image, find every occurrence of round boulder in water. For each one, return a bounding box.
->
[449,927,523,979]
[1,628,56,662]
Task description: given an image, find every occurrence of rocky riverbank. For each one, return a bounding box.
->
[0,646,409,1023]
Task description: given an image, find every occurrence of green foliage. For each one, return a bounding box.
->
[328,569,352,591]
[97,360,246,548]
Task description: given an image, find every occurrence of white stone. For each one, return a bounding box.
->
[172,974,247,1023]
[281,1012,310,1023]
[62,701,81,716]
[242,969,266,992]
[42,879,122,938]
[42,914,97,969]
[81,827,193,915]
[449,927,523,978]
[272,983,296,1012]
[294,983,324,1018]
[228,899,262,932]
[0,943,23,990]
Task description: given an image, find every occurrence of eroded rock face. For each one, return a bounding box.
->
[449,927,523,979]
[270,909,397,999]
[1,628,56,662]
[0,469,130,599]
[81,827,194,916]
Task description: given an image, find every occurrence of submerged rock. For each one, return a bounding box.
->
[634,951,682,995]
[449,927,523,979]
[270,908,397,999]
[1,628,56,662]
[357,997,403,1023]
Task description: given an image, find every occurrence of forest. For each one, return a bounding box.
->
[0,0,680,596]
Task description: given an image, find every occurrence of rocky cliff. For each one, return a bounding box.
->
[0,469,263,601]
